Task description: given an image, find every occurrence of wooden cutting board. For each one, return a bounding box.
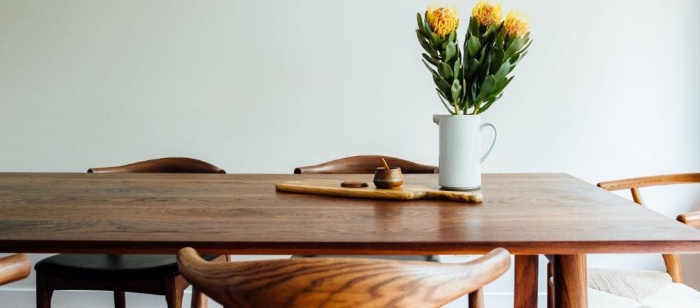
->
[275,179,482,203]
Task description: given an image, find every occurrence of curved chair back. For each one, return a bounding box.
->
[178,247,510,308]
[88,157,225,174]
[0,254,30,286]
[294,155,437,174]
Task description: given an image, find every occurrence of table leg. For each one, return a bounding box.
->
[552,254,587,308]
[514,255,539,308]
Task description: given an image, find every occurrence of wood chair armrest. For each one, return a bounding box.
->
[0,254,31,286]
[677,211,700,228]
[597,173,700,191]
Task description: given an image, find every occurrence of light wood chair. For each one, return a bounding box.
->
[177,247,510,308]
[294,155,438,174]
[294,155,439,262]
[0,253,30,286]
[34,157,228,308]
[547,173,700,308]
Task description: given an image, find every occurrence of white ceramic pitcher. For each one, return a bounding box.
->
[433,114,498,190]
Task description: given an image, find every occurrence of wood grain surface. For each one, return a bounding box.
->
[0,173,699,256]
[3,172,699,308]
[177,247,510,308]
[275,179,482,203]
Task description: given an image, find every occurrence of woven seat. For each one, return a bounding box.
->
[588,268,674,302]
[588,268,700,307]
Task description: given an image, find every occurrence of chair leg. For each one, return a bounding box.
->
[165,276,186,308]
[191,287,208,308]
[35,272,54,308]
[113,291,126,308]
[547,261,554,308]
[468,288,484,308]
[191,254,228,308]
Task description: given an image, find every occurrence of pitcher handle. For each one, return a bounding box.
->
[480,122,498,163]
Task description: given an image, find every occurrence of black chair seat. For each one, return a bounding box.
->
[35,254,220,282]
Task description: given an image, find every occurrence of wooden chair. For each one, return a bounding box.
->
[87,157,226,174]
[34,157,228,308]
[177,247,510,308]
[0,253,30,286]
[547,173,700,307]
[294,155,438,174]
[294,155,439,262]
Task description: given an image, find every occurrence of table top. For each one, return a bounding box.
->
[1,172,699,255]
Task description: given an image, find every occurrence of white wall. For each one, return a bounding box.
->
[1,0,699,307]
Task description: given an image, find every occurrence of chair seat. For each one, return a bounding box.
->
[588,268,673,301]
[588,268,700,307]
[588,284,700,308]
[35,254,220,282]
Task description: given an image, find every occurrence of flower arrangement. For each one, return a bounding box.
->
[416,1,531,115]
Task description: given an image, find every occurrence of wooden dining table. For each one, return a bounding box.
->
[1,172,699,308]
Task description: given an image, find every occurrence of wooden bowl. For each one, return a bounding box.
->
[373,167,403,189]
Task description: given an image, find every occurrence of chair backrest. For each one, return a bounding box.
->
[88,157,226,174]
[597,173,700,283]
[0,254,30,286]
[294,155,437,174]
[177,247,509,308]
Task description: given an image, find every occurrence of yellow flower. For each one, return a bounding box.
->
[504,10,530,37]
[471,0,502,27]
[426,4,459,38]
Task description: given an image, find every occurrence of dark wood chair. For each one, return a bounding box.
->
[294,155,439,262]
[34,157,228,308]
[547,173,700,307]
[177,247,510,308]
[0,253,30,286]
[294,155,438,174]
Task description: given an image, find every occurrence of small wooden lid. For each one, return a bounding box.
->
[341,181,369,188]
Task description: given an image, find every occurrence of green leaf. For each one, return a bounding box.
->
[453,57,462,80]
[451,79,462,101]
[429,32,443,48]
[448,31,456,43]
[504,37,524,60]
[417,31,437,55]
[433,75,452,95]
[483,24,498,40]
[476,93,502,114]
[436,90,457,114]
[489,48,504,75]
[467,35,481,56]
[467,58,480,78]
[477,75,497,102]
[495,61,511,81]
[422,59,439,75]
[422,53,440,66]
[468,17,479,37]
[509,51,528,67]
[493,76,514,94]
[495,26,506,49]
[470,80,479,103]
[446,42,457,62]
[416,13,427,35]
[438,62,453,79]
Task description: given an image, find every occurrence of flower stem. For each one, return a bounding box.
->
[472,101,482,115]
